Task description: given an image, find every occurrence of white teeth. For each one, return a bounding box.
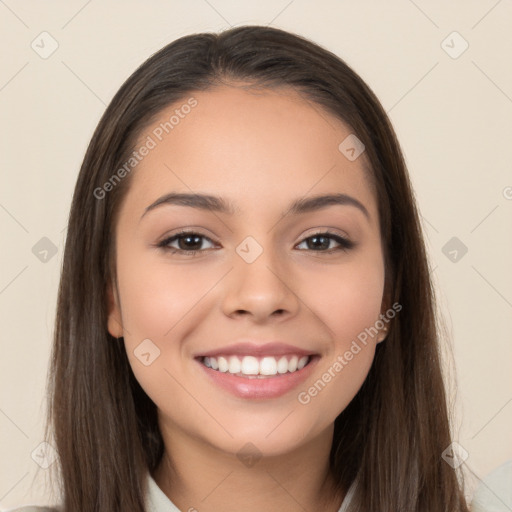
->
[201,354,311,376]
[228,355,241,373]
[241,356,259,375]
[260,357,277,375]
[288,355,298,372]
[218,356,229,372]
[277,356,289,374]
[297,356,308,370]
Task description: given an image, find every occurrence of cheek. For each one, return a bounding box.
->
[116,250,214,340]
[293,250,384,413]
[114,251,205,403]
[295,269,383,421]
[115,250,224,398]
[303,251,385,346]
[299,252,384,420]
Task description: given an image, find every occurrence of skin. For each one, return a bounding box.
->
[107,84,388,512]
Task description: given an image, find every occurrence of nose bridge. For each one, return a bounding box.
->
[222,234,298,320]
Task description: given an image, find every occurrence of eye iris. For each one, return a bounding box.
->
[308,235,330,250]
[179,234,202,251]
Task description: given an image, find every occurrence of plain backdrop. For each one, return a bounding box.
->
[1,0,511,508]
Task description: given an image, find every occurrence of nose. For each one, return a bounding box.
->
[221,244,300,324]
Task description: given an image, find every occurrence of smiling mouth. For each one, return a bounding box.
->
[197,354,314,378]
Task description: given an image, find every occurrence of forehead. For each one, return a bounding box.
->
[123,84,377,222]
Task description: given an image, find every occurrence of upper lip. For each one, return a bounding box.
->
[195,341,317,358]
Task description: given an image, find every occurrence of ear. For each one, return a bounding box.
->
[107,280,124,338]
[376,289,392,344]
[376,324,389,344]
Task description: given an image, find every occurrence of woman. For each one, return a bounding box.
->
[11,25,470,511]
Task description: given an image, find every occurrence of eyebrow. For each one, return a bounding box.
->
[141,192,370,220]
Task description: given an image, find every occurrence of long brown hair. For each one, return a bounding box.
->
[43,25,470,511]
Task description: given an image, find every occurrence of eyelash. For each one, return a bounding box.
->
[156,229,354,256]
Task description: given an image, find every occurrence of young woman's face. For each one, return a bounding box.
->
[108,84,387,457]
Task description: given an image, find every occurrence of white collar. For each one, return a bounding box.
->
[144,471,181,511]
[145,471,356,512]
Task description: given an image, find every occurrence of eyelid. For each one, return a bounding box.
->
[157,229,226,258]
[295,229,354,251]
[157,227,219,245]
[156,227,355,256]
[300,227,350,240]
[157,227,351,244]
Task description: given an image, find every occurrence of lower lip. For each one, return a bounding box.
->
[196,356,319,399]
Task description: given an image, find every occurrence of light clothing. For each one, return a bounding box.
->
[145,472,357,511]
[7,461,512,511]
[4,471,357,512]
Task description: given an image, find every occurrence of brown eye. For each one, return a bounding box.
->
[158,231,216,255]
[296,232,354,252]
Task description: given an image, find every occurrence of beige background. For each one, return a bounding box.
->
[1,0,511,508]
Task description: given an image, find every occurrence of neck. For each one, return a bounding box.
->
[152,424,345,512]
